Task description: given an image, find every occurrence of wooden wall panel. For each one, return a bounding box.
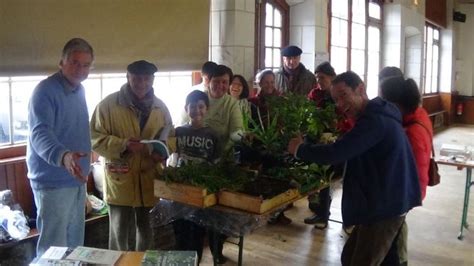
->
[454,96,474,124]
[440,93,454,125]
[0,157,99,219]
[6,164,16,195]
[0,159,35,218]
[426,0,447,28]
[422,95,442,114]
[0,165,7,189]
[14,161,33,218]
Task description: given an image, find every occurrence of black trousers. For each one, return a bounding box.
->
[208,230,227,258]
[308,186,332,220]
[172,219,206,262]
[173,219,227,263]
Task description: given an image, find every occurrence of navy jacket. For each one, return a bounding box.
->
[296,97,421,225]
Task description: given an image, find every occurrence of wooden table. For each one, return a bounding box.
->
[154,189,323,266]
[116,251,144,266]
[437,158,474,240]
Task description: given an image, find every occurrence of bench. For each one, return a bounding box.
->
[428,110,447,129]
[0,213,108,246]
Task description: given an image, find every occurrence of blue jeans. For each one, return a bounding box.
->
[32,185,86,257]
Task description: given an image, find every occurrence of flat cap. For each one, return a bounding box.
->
[281,45,303,57]
[127,60,158,75]
[315,62,336,76]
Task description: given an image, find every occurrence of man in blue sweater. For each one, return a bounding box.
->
[27,38,94,257]
[288,71,421,265]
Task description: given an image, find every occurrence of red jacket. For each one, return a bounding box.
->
[307,87,354,133]
[403,107,433,200]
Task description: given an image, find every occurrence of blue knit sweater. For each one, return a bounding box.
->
[296,97,421,225]
[27,72,91,189]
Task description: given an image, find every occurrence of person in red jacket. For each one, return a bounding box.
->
[380,76,432,200]
[379,69,432,266]
[304,62,354,229]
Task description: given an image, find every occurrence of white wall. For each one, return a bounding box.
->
[210,0,255,80]
[289,0,329,72]
[454,3,474,96]
[404,30,423,84]
[383,1,425,83]
[439,0,454,93]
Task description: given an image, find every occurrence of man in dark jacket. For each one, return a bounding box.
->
[288,71,421,265]
[275,45,316,95]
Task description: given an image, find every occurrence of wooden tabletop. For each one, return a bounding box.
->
[115,251,144,266]
[437,158,474,169]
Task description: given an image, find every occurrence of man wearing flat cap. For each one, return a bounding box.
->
[268,46,317,225]
[275,45,316,95]
[90,60,175,251]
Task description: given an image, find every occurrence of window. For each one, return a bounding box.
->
[0,76,45,146]
[0,72,192,148]
[422,23,440,94]
[330,0,382,99]
[256,0,289,72]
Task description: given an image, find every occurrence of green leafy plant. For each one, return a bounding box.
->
[159,161,254,193]
[264,163,334,194]
[242,108,283,154]
[266,93,339,140]
[242,93,339,162]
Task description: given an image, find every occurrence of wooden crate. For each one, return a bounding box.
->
[154,179,216,208]
[217,188,300,214]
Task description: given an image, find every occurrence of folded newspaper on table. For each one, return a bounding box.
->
[141,140,170,158]
[29,246,80,266]
[66,246,122,265]
[30,246,122,266]
[141,250,198,266]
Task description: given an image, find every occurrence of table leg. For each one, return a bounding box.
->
[238,236,244,266]
[212,232,218,266]
[458,169,472,240]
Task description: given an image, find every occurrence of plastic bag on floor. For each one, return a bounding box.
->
[0,204,30,240]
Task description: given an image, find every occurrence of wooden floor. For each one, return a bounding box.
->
[199,125,474,265]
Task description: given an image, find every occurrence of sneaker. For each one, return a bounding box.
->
[304,214,321,224]
[304,215,328,229]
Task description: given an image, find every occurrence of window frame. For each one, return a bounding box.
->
[255,0,289,73]
[0,71,193,158]
[328,0,383,98]
[422,22,441,95]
